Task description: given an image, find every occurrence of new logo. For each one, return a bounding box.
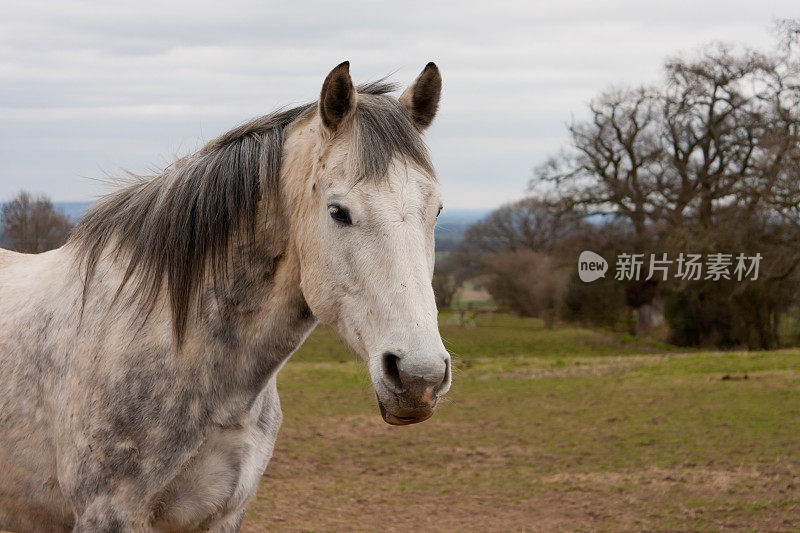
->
[578,251,608,282]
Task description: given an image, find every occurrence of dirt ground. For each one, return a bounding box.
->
[242,419,799,532]
[242,424,800,533]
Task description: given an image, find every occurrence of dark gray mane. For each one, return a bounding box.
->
[71,80,434,343]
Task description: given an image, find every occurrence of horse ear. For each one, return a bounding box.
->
[319,61,356,132]
[399,62,442,131]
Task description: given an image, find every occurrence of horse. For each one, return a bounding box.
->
[0,61,451,532]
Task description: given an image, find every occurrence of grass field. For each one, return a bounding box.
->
[241,313,800,532]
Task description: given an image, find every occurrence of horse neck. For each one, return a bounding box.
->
[185,119,321,358]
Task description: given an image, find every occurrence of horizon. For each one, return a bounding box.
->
[0,200,493,225]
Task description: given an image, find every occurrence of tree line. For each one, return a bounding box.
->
[437,21,800,349]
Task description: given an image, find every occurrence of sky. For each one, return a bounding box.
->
[0,1,797,208]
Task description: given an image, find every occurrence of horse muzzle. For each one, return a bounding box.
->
[377,396,435,426]
[372,348,451,425]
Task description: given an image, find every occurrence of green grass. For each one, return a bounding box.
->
[296,312,675,363]
[243,313,800,532]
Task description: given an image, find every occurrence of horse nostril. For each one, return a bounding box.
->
[381,352,405,394]
[435,356,451,396]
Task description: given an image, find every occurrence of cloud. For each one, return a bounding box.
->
[0,0,793,207]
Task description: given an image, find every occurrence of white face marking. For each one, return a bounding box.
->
[297,147,451,422]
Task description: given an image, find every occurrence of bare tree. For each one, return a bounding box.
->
[535,39,800,240]
[530,33,800,346]
[1,192,73,253]
[531,39,800,239]
[535,87,663,241]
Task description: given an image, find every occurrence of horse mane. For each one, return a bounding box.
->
[70,80,433,344]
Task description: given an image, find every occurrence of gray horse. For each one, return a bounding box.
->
[0,62,450,532]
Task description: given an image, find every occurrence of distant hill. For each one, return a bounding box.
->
[435,208,489,251]
[54,201,92,222]
[34,202,490,251]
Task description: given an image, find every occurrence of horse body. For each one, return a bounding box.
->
[0,237,313,531]
[0,62,449,531]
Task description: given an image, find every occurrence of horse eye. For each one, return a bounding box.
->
[328,205,352,225]
[437,205,443,217]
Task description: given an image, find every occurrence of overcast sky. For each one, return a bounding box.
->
[0,1,797,208]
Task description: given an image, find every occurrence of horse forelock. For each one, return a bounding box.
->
[70,79,434,344]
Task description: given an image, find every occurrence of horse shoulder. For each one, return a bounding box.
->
[0,247,75,313]
[0,246,21,272]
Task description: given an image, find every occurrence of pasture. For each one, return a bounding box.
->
[243,314,800,531]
